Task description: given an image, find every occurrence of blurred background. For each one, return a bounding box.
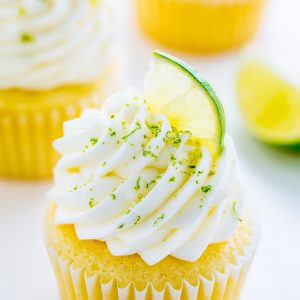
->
[0,0,299,299]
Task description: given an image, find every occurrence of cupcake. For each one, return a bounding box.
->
[45,51,259,299]
[0,0,118,179]
[135,0,266,53]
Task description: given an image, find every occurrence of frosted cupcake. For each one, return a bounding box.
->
[0,0,117,179]
[135,0,266,53]
[46,52,259,299]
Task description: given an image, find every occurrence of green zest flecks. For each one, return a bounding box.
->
[123,121,142,142]
[108,128,116,137]
[20,32,34,43]
[201,185,212,193]
[153,213,166,227]
[163,130,189,148]
[170,153,176,166]
[134,176,141,191]
[89,198,96,208]
[90,137,99,146]
[142,150,158,160]
[232,201,243,222]
[146,121,162,137]
[134,216,141,225]
[169,176,175,182]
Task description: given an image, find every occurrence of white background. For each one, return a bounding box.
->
[1,0,300,299]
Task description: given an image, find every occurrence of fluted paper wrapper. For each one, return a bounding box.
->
[47,228,259,300]
[135,0,266,53]
[0,61,118,179]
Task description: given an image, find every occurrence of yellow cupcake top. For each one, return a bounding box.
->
[0,0,114,89]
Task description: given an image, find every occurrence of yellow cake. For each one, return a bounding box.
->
[45,52,259,299]
[0,0,118,179]
[135,0,266,53]
[46,204,257,300]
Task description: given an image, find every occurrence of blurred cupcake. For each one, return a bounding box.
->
[135,0,266,53]
[45,53,259,299]
[0,0,118,179]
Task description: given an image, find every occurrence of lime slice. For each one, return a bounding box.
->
[144,51,225,156]
[237,60,300,148]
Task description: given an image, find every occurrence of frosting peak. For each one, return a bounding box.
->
[49,90,243,265]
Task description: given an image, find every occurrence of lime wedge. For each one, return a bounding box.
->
[144,51,225,156]
[237,60,300,148]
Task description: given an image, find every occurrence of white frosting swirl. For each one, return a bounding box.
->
[0,0,114,89]
[49,89,243,265]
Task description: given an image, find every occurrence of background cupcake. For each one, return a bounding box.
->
[0,0,118,179]
[135,0,266,53]
[45,52,259,299]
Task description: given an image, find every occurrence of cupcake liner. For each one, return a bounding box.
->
[135,0,266,53]
[47,220,259,300]
[0,61,118,179]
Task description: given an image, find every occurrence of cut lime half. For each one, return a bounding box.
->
[144,51,225,156]
[237,60,300,148]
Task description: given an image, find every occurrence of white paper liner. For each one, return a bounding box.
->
[47,218,259,300]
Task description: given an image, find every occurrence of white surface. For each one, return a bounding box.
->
[1,0,300,299]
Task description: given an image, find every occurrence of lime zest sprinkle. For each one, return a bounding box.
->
[89,198,96,208]
[164,130,190,148]
[208,170,215,177]
[142,150,158,160]
[169,176,176,182]
[134,176,141,191]
[232,201,243,222]
[146,179,156,189]
[118,224,124,229]
[90,137,99,146]
[122,121,141,141]
[110,114,115,119]
[153,213,166,227]
[111,193,117,200]
[146,121,162,137]
[170,153,176,166]
[108,128,116,137]
[201,185,212,193]
[197,170,204,177]
[20,32,34,43]
[134,216,141,225]
[101,161,106,166]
